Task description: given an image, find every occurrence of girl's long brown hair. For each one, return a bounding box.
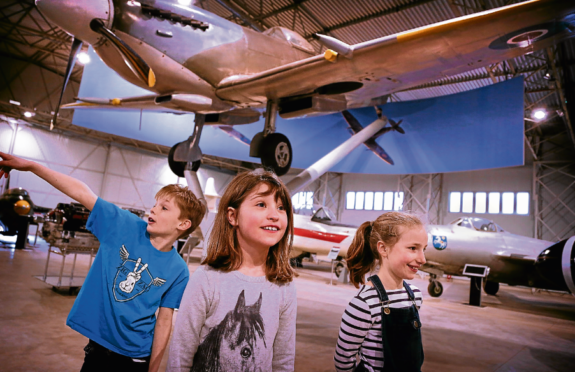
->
[346,211,423,288]
[202,168,295,284]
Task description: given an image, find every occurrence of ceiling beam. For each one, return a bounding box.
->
[302,0,436,40]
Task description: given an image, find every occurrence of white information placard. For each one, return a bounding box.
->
[327,247,341,260]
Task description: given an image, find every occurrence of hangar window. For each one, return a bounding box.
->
[346,191,403,211]
[462,192,474,213]
[374,192,384,211]
[475,192,487,214]
[355,192,365,210]
[364,192,374,210]
[502,192,514,214]
[449,192,461,213]
[516,192,530,215]
[488,192,500,214]
[292,191,313,210]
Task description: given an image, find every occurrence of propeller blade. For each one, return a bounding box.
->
[390,119,405,134]
[51,37,83,130]
[90,19,156,88]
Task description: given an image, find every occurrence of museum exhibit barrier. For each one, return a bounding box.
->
[34,202,99,292]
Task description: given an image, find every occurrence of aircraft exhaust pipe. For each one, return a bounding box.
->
[286,118,385,194]
[535,236,575,293]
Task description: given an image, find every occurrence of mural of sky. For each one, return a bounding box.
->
[73,47,524,174]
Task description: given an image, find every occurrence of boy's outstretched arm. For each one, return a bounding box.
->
[149,307,174,372]
[0,151,97,210]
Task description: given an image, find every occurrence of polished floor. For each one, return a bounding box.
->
[1,235,575,371]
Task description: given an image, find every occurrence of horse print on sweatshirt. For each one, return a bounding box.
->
[192,290,266,372]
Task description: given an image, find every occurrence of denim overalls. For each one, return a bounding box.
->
[356,275,424,372]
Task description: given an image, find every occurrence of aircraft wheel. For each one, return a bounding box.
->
[484,280,500,296]
[260,133,292,176]
[289,257,303,268]
[428,281,443,297]
[168,142,200,177]
[334,262,345,278]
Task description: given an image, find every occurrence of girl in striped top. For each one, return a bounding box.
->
[334,212,427,372]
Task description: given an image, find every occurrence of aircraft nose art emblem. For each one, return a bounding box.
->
[113,245,166,302]
[433,236,447,250]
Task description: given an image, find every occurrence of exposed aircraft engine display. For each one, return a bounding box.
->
[0,188,50,249]
[35,0,575,176]
[42,202,99,250]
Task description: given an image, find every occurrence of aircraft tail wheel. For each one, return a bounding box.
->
[335,262,345,278]
[483,280,500,296]
[168,142,201,177]
[428,281,443,297]
[260,133,292,176]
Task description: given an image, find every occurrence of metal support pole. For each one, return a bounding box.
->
[287,118,386,194]
[57,251,66,287]
[43,246,52,281]
[70,253,78,284]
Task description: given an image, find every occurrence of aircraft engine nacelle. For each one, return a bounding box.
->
[534,236,575,293]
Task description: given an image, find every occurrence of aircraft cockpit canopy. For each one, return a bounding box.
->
[311,207,336,223]
[263,27,315,54]
[453,217,504,233]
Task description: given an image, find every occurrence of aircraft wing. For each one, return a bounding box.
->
[216,0,575,104]
[363,137,394,165]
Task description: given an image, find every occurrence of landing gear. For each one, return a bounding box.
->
[168,143,201,177]
[168,115,205,177]
[483,280,500,296]
[260,133,292,176]
[334,261,345,278]
[428,274,443,297]
[290,252,310,268]
[250,100,293,176]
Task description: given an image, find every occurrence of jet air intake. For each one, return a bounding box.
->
[534,236,575,293]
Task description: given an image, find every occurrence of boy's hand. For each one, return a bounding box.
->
[0,152,34,178]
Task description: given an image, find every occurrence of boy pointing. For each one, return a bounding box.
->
[0,151,206,372]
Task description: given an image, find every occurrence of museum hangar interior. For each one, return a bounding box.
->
[1,0,575,371]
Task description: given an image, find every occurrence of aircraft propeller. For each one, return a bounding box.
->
[51,37,83,130]
[89,19,156,89]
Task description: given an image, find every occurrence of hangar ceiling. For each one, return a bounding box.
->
[0,0,574,167]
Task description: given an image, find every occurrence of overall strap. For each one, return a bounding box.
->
[367,275,389,302]
[403,281,415,301]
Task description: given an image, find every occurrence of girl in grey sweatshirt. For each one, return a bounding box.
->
[167,169,297,372]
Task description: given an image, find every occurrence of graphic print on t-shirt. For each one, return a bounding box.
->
[113,245,166,302]
[192,290,266,372]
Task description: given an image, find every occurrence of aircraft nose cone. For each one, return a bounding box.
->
[35,0,113,43]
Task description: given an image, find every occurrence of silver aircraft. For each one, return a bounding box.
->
[35,0,575,176]
[424,217,575,297]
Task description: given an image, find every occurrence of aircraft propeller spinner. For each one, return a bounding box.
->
[89,19,156,89]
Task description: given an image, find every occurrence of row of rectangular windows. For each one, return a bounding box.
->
[449,192,529,215]
[346,191,404,211]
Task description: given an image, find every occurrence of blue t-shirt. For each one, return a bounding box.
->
[67,198,189,358]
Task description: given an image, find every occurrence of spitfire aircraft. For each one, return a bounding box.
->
[35,0,575,177]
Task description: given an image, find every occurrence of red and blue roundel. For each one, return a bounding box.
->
[433,235,447,250]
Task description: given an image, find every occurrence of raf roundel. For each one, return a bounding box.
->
[433,235,448,250]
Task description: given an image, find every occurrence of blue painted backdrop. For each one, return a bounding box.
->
[73,48,524,174]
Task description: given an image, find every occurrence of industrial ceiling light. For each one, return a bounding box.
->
[24,111,34,118]
[531,108,547,121]
[543,70,552,80]
[77,52,91,64]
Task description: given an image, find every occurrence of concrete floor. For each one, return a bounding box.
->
[2,236,575,371]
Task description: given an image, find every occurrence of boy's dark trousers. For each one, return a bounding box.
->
[80,340,150,372]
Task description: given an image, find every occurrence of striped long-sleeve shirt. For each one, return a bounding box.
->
[334,283,423,372]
